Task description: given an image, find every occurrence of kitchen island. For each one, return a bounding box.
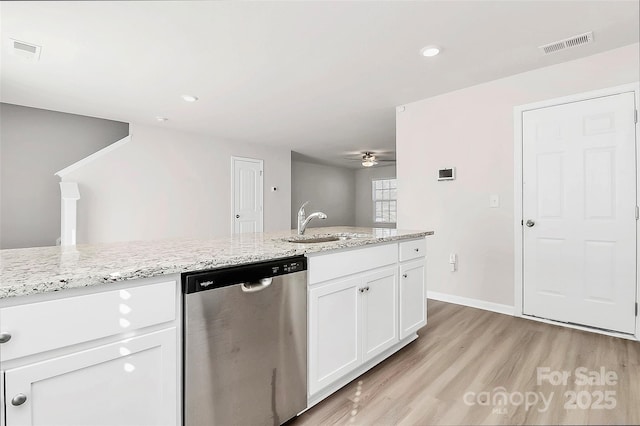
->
[0,226,431,299]
[0,226,432,426]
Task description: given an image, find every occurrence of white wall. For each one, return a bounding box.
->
[397,44,640,307]
[291,160,355,229]
[0,103,129,249]
[64,123,291,244]
[355,165,396,228]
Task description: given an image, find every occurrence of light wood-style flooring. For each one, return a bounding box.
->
[290,300,640,425]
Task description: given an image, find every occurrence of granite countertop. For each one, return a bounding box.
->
[0,226,433,300]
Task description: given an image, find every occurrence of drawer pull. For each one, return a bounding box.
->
[11,394,27,406]
[0,331,11,343]
[414,248,420,252]
[402,274,408,278]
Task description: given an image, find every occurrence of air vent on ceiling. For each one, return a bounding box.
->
[539,31,594,55]
[9,39,42,62]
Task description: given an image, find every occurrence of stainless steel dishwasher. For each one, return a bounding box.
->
[182,256,307,426]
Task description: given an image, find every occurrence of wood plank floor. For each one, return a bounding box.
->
[290,300,640,426]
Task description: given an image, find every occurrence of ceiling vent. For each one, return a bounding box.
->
[539,31,594,55]
[9,39,42,62]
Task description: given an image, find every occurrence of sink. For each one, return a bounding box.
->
[285,232,372,244]
[286,236,345,244]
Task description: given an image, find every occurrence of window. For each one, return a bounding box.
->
[372,178,397,223]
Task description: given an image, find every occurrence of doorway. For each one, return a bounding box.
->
[231,156,264,234]
[514,84,639,336]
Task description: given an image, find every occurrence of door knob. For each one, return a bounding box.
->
[235,215,240,219]
[0,331,11,343]
[525,220,535,227]
[11,394,27,406]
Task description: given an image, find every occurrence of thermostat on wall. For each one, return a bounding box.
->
[438,167,456,181]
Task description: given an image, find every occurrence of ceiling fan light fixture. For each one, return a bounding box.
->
[362,153,378,167]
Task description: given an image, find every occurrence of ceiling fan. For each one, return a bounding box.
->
[344,151,396,167]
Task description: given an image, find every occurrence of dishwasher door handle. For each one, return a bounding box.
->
[241,277,273,293]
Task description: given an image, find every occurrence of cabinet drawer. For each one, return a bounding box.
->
[399,238,426,262]
[307,243,398,285]
[0,280,176,362]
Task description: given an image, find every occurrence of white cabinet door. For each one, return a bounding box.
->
[308,277,360,396]
[4,328,177,426]
[362,267,398,362]
[399,259,426,339]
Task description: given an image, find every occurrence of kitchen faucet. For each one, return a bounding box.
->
[297,201,327,235]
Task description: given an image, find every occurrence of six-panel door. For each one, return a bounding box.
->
[522,92,637,334]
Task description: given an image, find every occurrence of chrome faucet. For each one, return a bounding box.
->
[297,201,327,235]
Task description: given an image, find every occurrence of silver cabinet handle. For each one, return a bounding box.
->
[235,215,240,219]
[402,273,408,278]
[11,394,27,406]
[414,248,420,252]
[359,288,365,293]
[364,286,370,292]
[0,331,11,343]
[525,220,535,228]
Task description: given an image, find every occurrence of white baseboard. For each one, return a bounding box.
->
[427,291,515,316]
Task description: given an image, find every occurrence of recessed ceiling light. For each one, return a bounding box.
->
[181,95,199,102]
[420,45,441,57]
[156,117,168,122]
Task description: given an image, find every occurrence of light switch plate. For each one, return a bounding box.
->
[490,194,500,208]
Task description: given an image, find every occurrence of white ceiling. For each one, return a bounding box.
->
[1,1,638,168]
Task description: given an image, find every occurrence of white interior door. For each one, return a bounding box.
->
[232,157,263,234]
[522,92,637,334]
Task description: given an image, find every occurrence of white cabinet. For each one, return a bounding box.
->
[308,276,360,395]
[308,266,398,396]
[0,281,176,363]
[4,328,177,426]
[307,239,428,404]
[399,258,426,339]
[362,267,398,361]
[0,277,180,426]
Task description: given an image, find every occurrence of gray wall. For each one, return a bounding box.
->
[291,160,356,229]
[355,165,396,228]
[0,103,129,249]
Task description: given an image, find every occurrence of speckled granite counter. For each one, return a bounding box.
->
[0,227,432,299]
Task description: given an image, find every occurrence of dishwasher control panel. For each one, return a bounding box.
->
[182,256,307,294]
[281,261,304,274]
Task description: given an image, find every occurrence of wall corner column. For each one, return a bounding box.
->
[59,182,80,246]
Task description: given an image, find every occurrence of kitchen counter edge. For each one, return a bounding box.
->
[0,228,433,300]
